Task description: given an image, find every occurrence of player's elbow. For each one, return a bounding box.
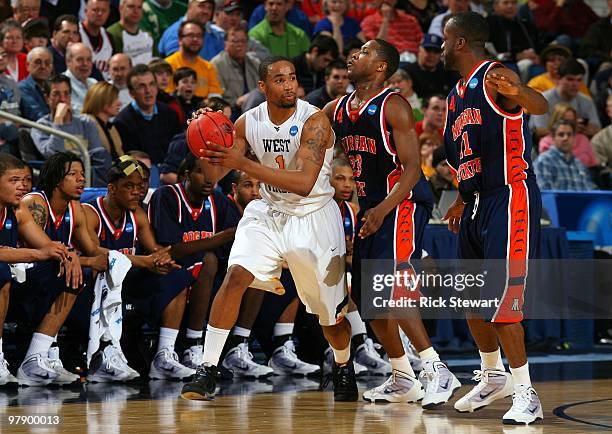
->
[529,96,549,115]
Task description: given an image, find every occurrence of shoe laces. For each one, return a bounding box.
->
[280,340,299,360]
[236,342,257,366]
[512,387,536,412]
[471,369,484,382]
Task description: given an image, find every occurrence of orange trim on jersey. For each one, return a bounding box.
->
[493,181,529,323]
[504,117,529,185]
[482,62,524,119]
[391,200,421,302]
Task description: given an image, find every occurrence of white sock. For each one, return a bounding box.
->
[102,330,112,342]
[331,343,351,365]
[273,322,294,337]
[232,326,251,338]
[0,337,3,353]
[419,346,440,363]
[186,328,203,340]
[202,325,231,367]
[345,311,367,336]
[510,363,532,390]
[480,348,505,371]
[25,333,54,359]
[390,355,416,377]
[157,327,179,352]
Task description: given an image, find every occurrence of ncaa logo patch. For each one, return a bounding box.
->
[125,223,133,233]
[204,201,211,211]
[4,219,11,230]
[64,214,70,222]
[367,104,377,115]
[289,125,298,136]
[468,78,479,89]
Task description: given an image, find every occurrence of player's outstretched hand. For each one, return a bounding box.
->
[359,206,386,239]
[443,201,464,234]
[486,71,520,96]
[203,142,244,170]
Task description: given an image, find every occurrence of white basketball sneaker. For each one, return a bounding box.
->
[17,353,59,386]
[421,360,461,409]
[47,347,80,385]
[88,345,139,383]
[149,348,196,380]
[222,342,273,378]
[354,338,391,376]
[182,344,203,370]
[502,386,543,425]
[268,340,321,376]
[323,347,368,377]
[399,329,423,371]
[454,369,513,412]
[0,352,16,385]
[362,370,425,403]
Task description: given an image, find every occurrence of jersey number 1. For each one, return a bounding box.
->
[459,132,473,159]
[275,155,285,169]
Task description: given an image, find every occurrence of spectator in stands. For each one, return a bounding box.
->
[428,147,457,202]
[361,0,423,58]
[79,0,114,79]
[31,75,111,186]
[530,59,601,139]
[211,26,260,116]
[211,1,270,61]
[173,66,204,120]
[63,42,97,114]
[81,81,125,160]
[141,0,187,44]
[304,59,348,108]
[388,68,422,120]
[158,0,225,61]
[114,64,182,165]
[302,0,324,25]
[405,34,459,100]
[314,0,365,54]
[22,17,50,52]
[527,44,590,96]
[529,0,597,42]
[40,1,81,34]
[534,120,596,190]
[403,0,439,32]
[149,58,184,125]
[420,132,438,179]
[538,103,599,168]
[428,0,470,38]
[249,0,310,58]
[165,20,223,99]
[49,15,81,77]
[591,95,612,173]
[579,1,612,70]
[292,34,338,95]
[1,20,27,81]
[21,161,33,192]
[18,46,51,121]
[0,44,20,155]
[108,53,133,110]
[249,0,312,37]
[415,94,445,142]
[107,0,155,66]
[11,0,39,25]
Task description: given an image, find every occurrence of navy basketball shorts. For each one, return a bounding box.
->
[0,262,11,288]
[458,179,542,323]
[352,199,431,317]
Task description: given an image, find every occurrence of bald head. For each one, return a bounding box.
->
[66,42,93,82]
[109,53,132,87]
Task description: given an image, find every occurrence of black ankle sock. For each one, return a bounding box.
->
[228,334,248,349]
[99,339,112,351]
[273,334,292,350]
[185,337,202,349]
[352,333,367,349]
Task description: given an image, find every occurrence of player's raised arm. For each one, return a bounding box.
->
[485,67,548,115]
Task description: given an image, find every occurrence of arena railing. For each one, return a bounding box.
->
[0,110,92,187]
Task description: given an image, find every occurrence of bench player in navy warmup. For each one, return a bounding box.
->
[324,39,461,407]
[441,12,548,424]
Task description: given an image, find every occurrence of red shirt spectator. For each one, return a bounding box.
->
[346,0,379,22]
[531,0,598,39]
[361,1,423,54]
[301,0,324,24]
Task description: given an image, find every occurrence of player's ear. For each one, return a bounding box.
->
[258,80,265,93]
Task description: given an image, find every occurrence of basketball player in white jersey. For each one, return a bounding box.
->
[181,56,358,402]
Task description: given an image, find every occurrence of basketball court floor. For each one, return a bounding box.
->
[1,353,610,433]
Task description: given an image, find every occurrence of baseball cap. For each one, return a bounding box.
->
[421,34,443,51]
[223,0,241,13]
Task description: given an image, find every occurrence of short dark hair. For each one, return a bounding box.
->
[38,152,83,197]
[178,20,203,38]
[224,26,247,41]
[205,96,231,112]
[373,39,399,80]
[309,34,339,59]
[53,14,78,33]
[558,59,585,78]
[127,64,154,91]
[174,66,197,84]
[181,153,198,176]
[325,59,348,77]
[552,119,576,135]
[45,74,71,95]
[423,94,446,109]
[258,55,292,81]
[343,38,362,59]
[148,58,173,75]
[0,154,24,178]
[447,11,489,50]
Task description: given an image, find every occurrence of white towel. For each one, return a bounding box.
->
[87,251,132,366]
[8,263,33,283]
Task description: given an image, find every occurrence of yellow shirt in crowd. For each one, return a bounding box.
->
[164,51,224,98]
[527,73,591,97]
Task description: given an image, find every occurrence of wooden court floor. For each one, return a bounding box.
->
[1,378,610,433]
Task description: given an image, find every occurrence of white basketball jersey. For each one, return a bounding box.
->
[245,99,335,217]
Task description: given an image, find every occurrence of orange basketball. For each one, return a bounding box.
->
[186,111,234,158]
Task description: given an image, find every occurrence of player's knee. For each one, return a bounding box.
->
[221,265,254,295]
[199,251,218,278]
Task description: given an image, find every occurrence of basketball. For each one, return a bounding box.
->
[186,111,234,158]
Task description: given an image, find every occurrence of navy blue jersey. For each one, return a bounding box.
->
[443,61,535,200]
[25,192,75,246]
[148,183,240,268]
[0,206,18,248]
[84,197,138,255]
[332,87,434,210]
[339,200,356,242]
